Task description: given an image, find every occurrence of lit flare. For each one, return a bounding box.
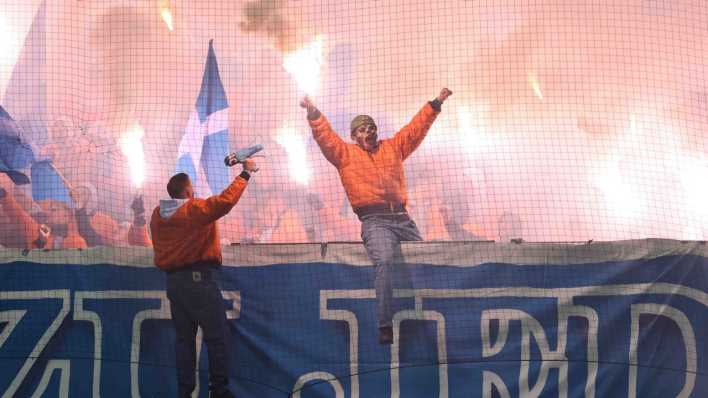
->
[283,36,324,95]
[159,0,174,31]
[276,125,311,185]
[528,72,543,100]
[120,123,146,188]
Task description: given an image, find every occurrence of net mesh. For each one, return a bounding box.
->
[1,0,705,245]
[1,1,707,397]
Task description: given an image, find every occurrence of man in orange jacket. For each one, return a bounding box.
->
[150,159,257,398]
[301,88,453,344]
[0,185,52,249]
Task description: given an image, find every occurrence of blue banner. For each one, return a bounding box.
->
[0,242,706,397]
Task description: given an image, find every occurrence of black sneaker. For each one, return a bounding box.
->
[210,389,235,398]
[379,326,393,345]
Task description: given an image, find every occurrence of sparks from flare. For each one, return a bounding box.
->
[276,125,311,185]
[592,115,645,220]
[0,13,20,79]
[283,36,325,95]
[679,156,708,239]
[593,159,644,219]
[159,0,174,31]
[120,122,146,188]
[528,72,543,100]
[457,105,496,153]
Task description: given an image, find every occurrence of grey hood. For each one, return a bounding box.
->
[159,198,188,219]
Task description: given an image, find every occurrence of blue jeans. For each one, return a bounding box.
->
[361,214,423,328]
[166,266,231,398]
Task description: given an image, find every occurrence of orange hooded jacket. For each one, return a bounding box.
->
[149,175,248,270]
[0,192,52,249]
[308,102,439,211]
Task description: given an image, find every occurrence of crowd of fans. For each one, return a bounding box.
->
[0,170,491,251]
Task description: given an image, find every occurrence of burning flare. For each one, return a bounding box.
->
[528,72,543,100]
[159,0,174,31]
[0,13,19,69]
[283,35,324,95]
[120,122,146,188]
[276,125,311,185]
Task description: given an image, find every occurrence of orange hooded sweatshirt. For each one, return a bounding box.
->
[308,102,440,211]
[0,191,52,249]
[150,175,249,270]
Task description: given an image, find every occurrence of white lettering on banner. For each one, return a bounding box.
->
[0,290,239,398]
[558,305,599,398]
[29,359,70,398]
[0,286,704,397]
[318,289,375,398]
[483,370,511,398]
[0,290,70,398]
[481,304,599,397]
[391,309,448,398]
[0,310,26,349]
[313,283,707,398]
[628,304,697,398]
[73,290,240,398]
[481,309,568,398]
[292,372,345,398]
[74,290,169,398]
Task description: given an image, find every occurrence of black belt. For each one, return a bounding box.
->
[166,261,219,275]
[354,202,407,219]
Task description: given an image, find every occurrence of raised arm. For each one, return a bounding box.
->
[301,97,347,167]
[0,185,50,249]
[393,88,452,160]
[188,160,257,225]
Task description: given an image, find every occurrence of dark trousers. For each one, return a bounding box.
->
[166,265,230,397]
[361,214,423,328]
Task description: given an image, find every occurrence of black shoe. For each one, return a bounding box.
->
[379,326,393,345]
[210,389,235,398]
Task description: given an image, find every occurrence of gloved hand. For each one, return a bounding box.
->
[37,224,52,248]
[131,195,146,227]
[131,195,145,215]
[300,96,321,120]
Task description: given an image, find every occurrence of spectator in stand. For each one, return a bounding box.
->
[71,184,151,247]
[0,175,51,250]
[301,88,453,344]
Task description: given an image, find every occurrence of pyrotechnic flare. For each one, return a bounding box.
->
[528,72,543,100]
[276,125,311,185]
[120,122,146,188]
[159,0,174,31]
[680,157,708,216]
[0,13,20,67]
[238,0,325,94]
[283,35,325,95]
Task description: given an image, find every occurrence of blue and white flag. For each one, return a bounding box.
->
[176,40,231,197]
[0,105,35,185]
[30,160,72,205]
[1,0,46,186]
[3,1,48,147]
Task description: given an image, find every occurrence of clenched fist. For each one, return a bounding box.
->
[436,88,453,103]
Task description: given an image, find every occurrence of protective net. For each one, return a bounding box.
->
[0,1,707,397]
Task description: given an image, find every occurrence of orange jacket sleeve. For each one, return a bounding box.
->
[309,114,348,167]
[0,191,42,248]
[391,102,440,160]
[187,175,249,226]
[128,224,152,247]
